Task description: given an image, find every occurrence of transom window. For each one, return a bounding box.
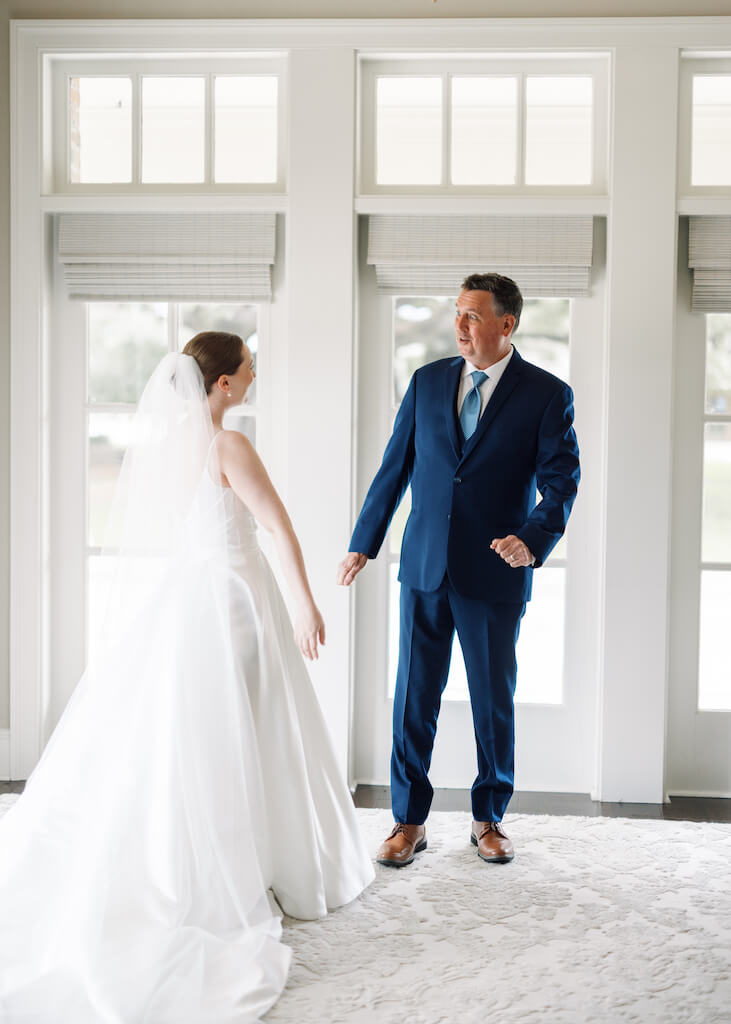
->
[50,58,285,191]
[360,56,608,194]
[679,56,731,192]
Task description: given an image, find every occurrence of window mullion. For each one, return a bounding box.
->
[517,72,526,187]
[206,73,214,185]
[169,303,178,353]
[133,73,142,185]
[443,73,451,188]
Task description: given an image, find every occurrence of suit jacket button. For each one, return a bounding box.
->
[454,476,462,484]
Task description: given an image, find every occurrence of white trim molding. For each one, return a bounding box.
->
[10,21,47,780]
[0,730,10,781]
[12,17,731,51]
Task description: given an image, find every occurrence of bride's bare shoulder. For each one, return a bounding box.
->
[215,429,258,462]
[216,428,253,448]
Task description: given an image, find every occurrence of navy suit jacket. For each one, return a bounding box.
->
[349,348,580,603]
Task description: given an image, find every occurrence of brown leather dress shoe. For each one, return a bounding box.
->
[376,823,427,867]
[471,820,514,863]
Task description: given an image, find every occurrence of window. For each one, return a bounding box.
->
[680,56,731,193]
[86,302,259,653]
[450,76,518,186]
[360,57,607,194]
[524,76,593,186]
[53,58,284,191]
[376,77,442,185]
[699,313,731,711]
[70,77,133,184]
[386,296,570,704]
[140,77,206,184]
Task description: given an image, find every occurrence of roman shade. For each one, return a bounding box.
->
[689,216,731,313]
[58,212,277,301]
[366,215,595,297]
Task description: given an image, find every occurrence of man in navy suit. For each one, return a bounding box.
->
[337,273,580,867]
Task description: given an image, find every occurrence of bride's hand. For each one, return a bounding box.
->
[294,602,326,661]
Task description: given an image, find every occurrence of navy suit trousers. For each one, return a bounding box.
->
[392,578,525,825]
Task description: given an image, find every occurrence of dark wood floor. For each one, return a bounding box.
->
[3,780,729,822]
[353,785,731,822]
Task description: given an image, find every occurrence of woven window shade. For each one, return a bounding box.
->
[58,212,277,301]
[367,215,595,297]
[689,217,731,313]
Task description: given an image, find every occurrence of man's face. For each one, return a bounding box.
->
[454,290,515,369]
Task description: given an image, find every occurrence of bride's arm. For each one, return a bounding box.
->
[216,430,325,661]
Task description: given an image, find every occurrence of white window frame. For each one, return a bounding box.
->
[678,54,731,198]
[47,55,287,194]
[358,55,610,197]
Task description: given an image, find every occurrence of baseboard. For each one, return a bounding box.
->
[0,729,9,781]
[667,789,731,800]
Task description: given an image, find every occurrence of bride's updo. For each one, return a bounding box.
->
[182,331,244,394]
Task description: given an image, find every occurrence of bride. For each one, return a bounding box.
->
[0,332,374,1022]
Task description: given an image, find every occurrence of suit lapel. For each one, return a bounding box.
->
[443,357,464,461]
[460,347,523,463]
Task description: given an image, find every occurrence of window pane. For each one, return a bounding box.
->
[87,554,116,659]
[214,76,278,183]
[70,77,132,184]
[178,303,258,406]
[706,313,731,415]
[394,296,456,403]
[88,302,168,404]
[451,77,517,185]
[376,77,442,186]
[87,554,165,659]
[388,564,564,704]
[517,298,570,381]
[142,77,205,183]
[88,412,134,548]
[389,489,411,556]
[525,76,593,186]
[515,566,565,703]
[393,296,570,401]
[223,411,256,447]
[702,422,731,563]
[698,570,731,710]
[692,76,731,187]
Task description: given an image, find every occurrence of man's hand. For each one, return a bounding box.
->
[491,535,535,568]
[337,552,368,586]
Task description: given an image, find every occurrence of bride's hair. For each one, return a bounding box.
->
[182,331,245,394]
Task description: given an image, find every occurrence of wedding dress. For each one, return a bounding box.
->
[0,353,374,1023]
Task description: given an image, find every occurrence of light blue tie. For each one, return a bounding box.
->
[459,370,488,440]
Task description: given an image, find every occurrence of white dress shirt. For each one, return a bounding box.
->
[457,345,514,421]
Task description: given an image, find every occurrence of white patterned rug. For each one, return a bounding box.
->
[1,797,729,1023]
[270,809,731,1024]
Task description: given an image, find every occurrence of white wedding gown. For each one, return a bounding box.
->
[0,458,374,1023]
